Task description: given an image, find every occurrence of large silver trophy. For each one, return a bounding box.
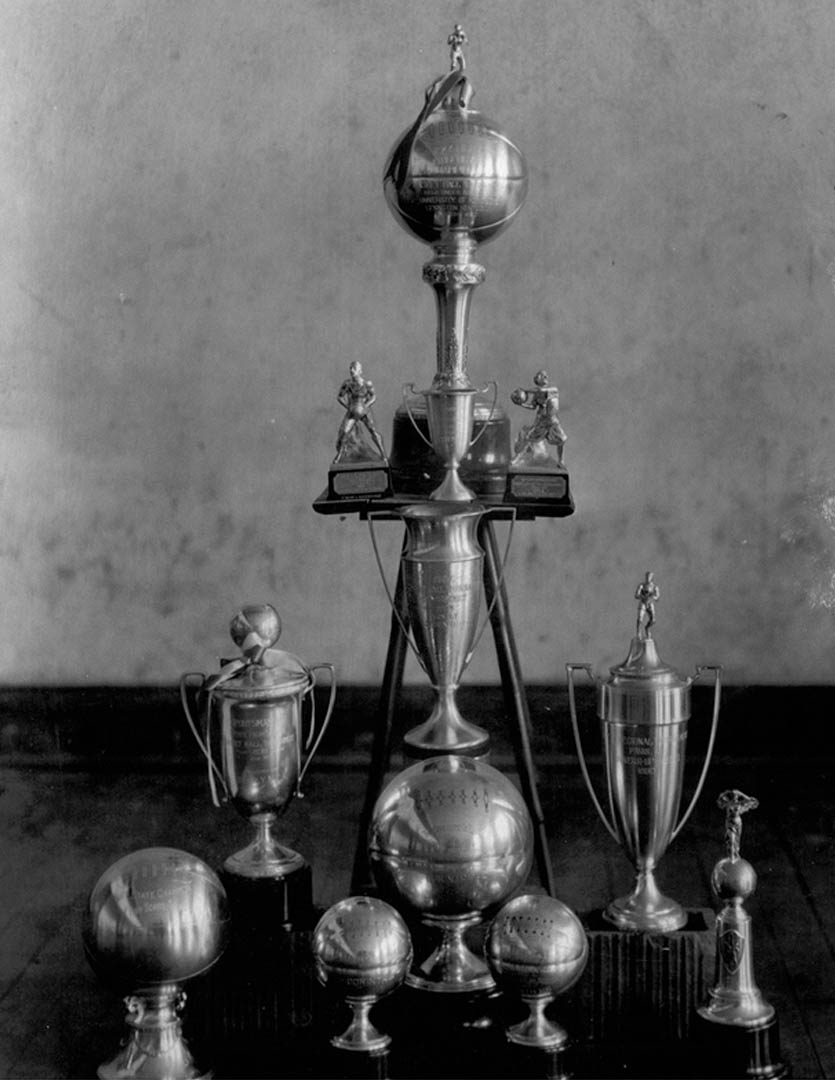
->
[384,24,528,502]
[180,602,336,881]
[371,26,524,756]
[567,573,722,931]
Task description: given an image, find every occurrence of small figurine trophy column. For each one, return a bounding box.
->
[696,790,787,1078]
[506,370,571,503]
[329,361,392,499]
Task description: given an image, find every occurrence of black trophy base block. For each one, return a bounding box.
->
[320,1042,390,1080]
[220,861,314,935]
[691,1012,789,1079]
[505,467,570,504]
[329,462,393,500]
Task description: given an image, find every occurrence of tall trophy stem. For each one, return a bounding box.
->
[423,238,485,390]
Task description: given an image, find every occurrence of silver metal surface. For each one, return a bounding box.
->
[82,847,228,1080]
[510,371,567,470]
[313,896,412,1052]
[567,574,722,932]
[369,755,533,992]
[333,361,387,466]
[699,791,776,1029]
[180,603,336,879]
[369,502,492,755]
[486,893,588,1050]
[382,25,527,506]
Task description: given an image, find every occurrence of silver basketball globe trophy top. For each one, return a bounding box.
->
[384,25,527,502]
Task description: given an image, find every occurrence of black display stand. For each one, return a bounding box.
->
[312,489,575,899]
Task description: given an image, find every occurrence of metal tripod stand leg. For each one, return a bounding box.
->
[479,517,555,898]
[350,540,410,895]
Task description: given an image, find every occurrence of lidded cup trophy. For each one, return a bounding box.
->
[180,603,336,889]
[566,573,722,931]
[384,25,527,500]
[82,847,228,1080]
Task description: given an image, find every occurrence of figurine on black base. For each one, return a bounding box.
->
[696,790,787,1079]
[506,371,570,503]
[329,361,392,499]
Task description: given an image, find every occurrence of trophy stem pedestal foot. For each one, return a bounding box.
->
[507,995,568,1051]
[223,815,306,881]
[98,984,204,1080]
[403,689,490,758]
[407,913,494,994]
[605,867,687,933]
[429,467,477,503]
[332,997,391,1054]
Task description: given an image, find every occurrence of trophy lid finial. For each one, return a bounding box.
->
[718,789,759,862]
[635,571,660,641]
[448,24,467,71]
[230,603,282,662]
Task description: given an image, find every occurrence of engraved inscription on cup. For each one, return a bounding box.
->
[221,699,299,817]
[607,722,688,866]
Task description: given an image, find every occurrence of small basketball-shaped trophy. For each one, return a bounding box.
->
[487,893,588,1053]
[313,896,412,1054]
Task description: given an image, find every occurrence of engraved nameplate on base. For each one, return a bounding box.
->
[506,469,570,504]
[329,462,393,500]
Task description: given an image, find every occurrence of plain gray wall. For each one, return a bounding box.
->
[3,0,835,686]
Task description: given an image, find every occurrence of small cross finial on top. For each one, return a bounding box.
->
[448,24,467,71]
[718,789,759,861]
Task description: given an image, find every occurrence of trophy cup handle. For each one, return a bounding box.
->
[465,509,517,664]
[402,383,434,450]
[467,381,499,449]
[367,513,430,677]
[566,663,619,843]
[671,663,723,841]
[179,673,228,808]
[385,67,470,195]
[297,662,337,793]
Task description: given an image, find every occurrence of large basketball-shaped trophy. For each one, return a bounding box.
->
[82,848,228,1080]
[567,573,722,931]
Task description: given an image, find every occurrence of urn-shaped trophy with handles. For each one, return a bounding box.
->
[566,573,722,931]
[181,603,336,882]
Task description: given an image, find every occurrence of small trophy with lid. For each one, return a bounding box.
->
[567,574,722,931]
[181,603,336,924]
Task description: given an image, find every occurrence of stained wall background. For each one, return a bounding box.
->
[3,0,835,686]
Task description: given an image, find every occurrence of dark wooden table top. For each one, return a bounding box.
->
[1,686,833,1077]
